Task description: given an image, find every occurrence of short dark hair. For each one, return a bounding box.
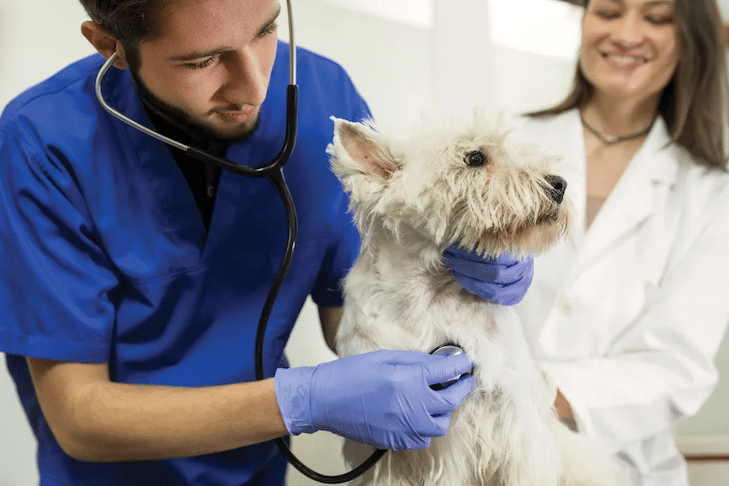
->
[531,0,728,169]
[79,0,168,71]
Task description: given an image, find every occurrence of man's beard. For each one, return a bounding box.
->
[129,69,260,145]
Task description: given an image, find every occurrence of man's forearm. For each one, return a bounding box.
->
[27,358,288,462]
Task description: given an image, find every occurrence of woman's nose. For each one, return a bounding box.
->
[612,11,646,48]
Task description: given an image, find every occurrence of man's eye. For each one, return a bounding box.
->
[257,22,278,38]
[185,55,220,70]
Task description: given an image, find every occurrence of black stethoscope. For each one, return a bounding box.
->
[94,1,385,482]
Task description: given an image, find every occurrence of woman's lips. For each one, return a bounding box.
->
[601,51,650,65]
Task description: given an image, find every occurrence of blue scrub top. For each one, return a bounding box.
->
[0,41,370,485]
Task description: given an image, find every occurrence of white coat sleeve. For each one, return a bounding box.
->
[539,181,729,449]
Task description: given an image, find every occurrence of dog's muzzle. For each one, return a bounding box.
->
[545,175,567,204]
[429,343,469,390]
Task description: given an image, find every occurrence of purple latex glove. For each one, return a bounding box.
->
[274,350,474,451]
[442,245,534,305]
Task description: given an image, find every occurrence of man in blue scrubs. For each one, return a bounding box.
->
[0,1,533,484]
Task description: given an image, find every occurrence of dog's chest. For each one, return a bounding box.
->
[339,253,513,357]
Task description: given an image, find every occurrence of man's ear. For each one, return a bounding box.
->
[81,21,130,69]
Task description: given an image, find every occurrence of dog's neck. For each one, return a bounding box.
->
[356,224,456,293]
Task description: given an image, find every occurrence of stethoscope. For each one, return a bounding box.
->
[94,1,388,483]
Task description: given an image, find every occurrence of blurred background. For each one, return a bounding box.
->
[1,0,728,484]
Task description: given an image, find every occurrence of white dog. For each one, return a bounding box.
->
[328,113,620,486]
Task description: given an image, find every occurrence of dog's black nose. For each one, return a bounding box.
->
[545,175,567,204]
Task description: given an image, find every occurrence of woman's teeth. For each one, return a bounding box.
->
[603,52,649,64]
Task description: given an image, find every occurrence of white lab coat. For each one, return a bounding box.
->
[511,109,729,486]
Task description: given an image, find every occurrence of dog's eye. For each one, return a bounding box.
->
[465,151,487,167]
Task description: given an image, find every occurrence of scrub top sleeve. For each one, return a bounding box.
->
[0,127,117,363]
[310,84,371,308]
[540,186,729,448]
[332,63,373,125]
[352,88,373,125]
[310,206,360,308]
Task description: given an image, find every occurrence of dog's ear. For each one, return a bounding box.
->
[330,118,399,181]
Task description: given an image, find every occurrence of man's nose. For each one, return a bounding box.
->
[222,47,268,106]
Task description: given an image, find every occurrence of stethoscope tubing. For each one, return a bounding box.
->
[94,0,385,480]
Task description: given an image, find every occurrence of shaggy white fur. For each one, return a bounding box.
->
[327,113,621,486]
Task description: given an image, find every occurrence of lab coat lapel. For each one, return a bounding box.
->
[570,117,677,279]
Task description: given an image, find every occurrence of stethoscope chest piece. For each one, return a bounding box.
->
[429,343,468,390]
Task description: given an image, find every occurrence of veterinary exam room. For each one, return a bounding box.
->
[1,0,729,485]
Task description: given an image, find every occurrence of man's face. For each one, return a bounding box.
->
[131,0,280,143]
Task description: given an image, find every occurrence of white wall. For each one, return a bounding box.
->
[278,0,435,128]
[0,0,94,107]
[2,1,729,486]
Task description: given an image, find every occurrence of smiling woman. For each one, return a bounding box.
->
[580,0,679,106]
[511,0,729,485]
[532,0,728,170]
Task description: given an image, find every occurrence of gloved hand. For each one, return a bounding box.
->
[274,350,474,450]
[443,245,534,305]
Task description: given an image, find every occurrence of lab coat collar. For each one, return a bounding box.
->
[569,111,678,277]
